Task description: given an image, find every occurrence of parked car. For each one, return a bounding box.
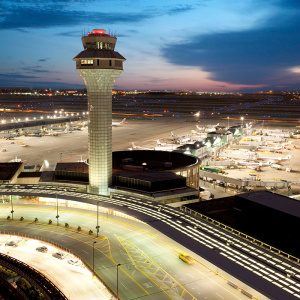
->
[5,241,18,247]
[68,259,80,266]
[52,252,66,260]
[36,246,48,253]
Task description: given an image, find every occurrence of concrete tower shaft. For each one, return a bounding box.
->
[73,29,125,195]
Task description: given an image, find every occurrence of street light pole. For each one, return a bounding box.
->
[56,194,59,226]
[96,201,100,237]
[10,194,14,220]
[117,263,121,300]
[93,241,97,276]
[227,116,229,128]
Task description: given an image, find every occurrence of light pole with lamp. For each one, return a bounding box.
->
[10,194,14,220]
[56,193,59,226]
[227,116,229,128]
[241,116,244,127]
[96,201,101,237]
[117,263,121,300]
[93,241,97,277]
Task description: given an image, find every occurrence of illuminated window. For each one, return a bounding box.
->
[81,59,93,66]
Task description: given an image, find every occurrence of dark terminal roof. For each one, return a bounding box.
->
[237,191,300,219]
[0,162,23,181]
[73,49,125,60]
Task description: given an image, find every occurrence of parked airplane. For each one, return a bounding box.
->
[112,118,126,127]
[257,145,283,151]
[257,155,291,161]
[191,129,206,135]
[44,126,70,136]
[196,125,206,132]
[129,142,153,150]
[0,133,15,139]
[205,123,220,132]
[237,161,271,167]
[171,132,190,144]
[156,140,178,150]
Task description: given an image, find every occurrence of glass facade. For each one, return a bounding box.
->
[78,69,123,195]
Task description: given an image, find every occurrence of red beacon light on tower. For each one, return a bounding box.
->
[92,29,106,35]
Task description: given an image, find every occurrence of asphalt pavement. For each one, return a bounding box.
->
[0,205,256,300]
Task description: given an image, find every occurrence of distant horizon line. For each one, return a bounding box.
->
[0,87,299,94]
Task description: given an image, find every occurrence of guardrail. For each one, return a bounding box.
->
[0,250,68,300]
[0,231,117,300]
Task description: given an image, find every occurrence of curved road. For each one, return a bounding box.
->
[0,185,299,300]
[0,206,247,300]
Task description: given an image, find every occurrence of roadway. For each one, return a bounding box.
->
[1,185,299,300]
[0,235,111,300]
[0,205,250,300]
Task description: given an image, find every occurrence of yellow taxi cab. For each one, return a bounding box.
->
[179,253,195,264]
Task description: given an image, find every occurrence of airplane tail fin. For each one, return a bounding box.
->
[157,139,161,145]
[121,118,126,124]
[131,142,136,148]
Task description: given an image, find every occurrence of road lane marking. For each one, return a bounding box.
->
[0,220,150,296]
[121,283,127,289]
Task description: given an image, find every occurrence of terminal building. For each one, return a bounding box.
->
[186,191,300,257]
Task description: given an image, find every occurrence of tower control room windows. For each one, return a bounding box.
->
[81,59,93,66]
[84,42,115,50]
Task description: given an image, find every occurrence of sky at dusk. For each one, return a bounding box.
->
[0,0,299,91]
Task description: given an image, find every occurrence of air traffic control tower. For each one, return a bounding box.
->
[73,29,125,195]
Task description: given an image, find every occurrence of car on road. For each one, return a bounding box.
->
[36,246,48,253]
[5,241,18,247]
[179,253,195,264]
[68,259,80,266]
[52,252,66,260]
[217,182,226,187]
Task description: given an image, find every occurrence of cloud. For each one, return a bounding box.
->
[166,4,194,15]
[161,17,300,87]
[0,1,200,31]
[56,30,81,37]
[20,67,51,73]
[0,77,84,88]
[38,58,49,62]
[0,4,153,30]
[0,73,40,79]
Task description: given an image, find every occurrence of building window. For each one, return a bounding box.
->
[81,59,93,66]
[109,60,112,66]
